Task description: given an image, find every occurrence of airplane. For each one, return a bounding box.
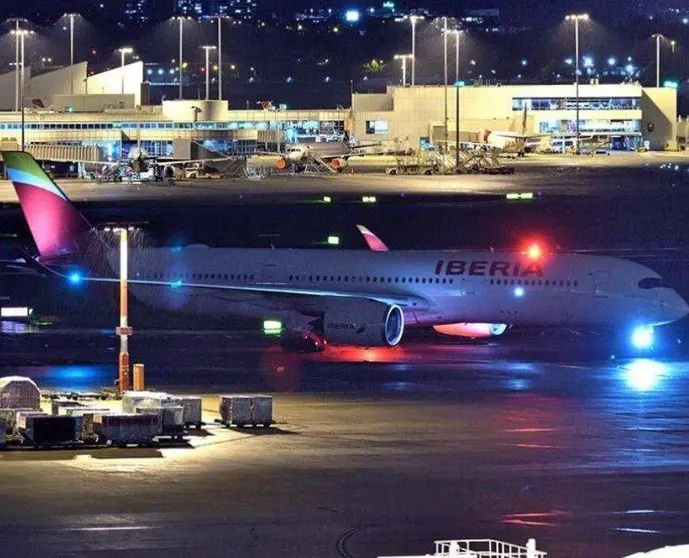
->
[257,140,380,173]
[475,104,546,156]
[4,151,688,353]
[84,147,233,183]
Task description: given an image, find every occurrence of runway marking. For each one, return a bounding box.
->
[614,527,662,534]
[501,519,558,527]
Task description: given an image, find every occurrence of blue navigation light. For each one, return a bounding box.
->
[68,271,83,285]
[631,325,654,350]
[514,287,525,298]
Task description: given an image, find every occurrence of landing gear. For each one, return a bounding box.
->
[279,332,327,353]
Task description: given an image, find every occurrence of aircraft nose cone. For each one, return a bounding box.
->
[664,291,689,322]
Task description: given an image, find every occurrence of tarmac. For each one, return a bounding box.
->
[0,154,688,557]
[0,330,688,557]
[1,151,689,202]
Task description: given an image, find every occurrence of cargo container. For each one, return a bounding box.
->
[219,395,251,426]
[65,408,113,439]
[0,408,36,433]
[22,416,78,446]
[51,399,87,416]
[251,396,274,427]
[123,391,182,413]
[177,396,203,426]
[0,376,40,409]
[93,414,160,445]
[15,410,48,431]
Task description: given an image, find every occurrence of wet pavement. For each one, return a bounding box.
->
[0,165,688,557]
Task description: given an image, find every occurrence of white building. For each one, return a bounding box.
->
[353,83,677,151]
[0,62,681,161]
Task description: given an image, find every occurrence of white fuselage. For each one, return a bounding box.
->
[284,142,351,163]
[109,247,688,335]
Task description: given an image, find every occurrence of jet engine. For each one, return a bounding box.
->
[275,158,288,170]
[433,323,508,338]
[329,157,348,172]
[322,300,404,346]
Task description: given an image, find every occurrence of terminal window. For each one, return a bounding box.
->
[513,97,640,111]
[365,120,389,135]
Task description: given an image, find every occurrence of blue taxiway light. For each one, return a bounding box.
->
[68,272,83,285]
[513,287,525,298]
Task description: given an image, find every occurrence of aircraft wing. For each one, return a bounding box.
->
[80,274,432,311]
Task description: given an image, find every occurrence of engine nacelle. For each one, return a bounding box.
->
[275,158,288,170]
[323,300,404,346]
[330,157,348,171]
[433,323,508,338]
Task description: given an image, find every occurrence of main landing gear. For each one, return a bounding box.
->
[279,332,327,353]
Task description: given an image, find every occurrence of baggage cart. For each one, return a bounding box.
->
[219,395,251,427]
[22,416,78,446]
[93,414,160,446]
[251,396,274,427]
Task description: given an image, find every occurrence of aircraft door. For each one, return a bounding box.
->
[593,270,610,298]
[262,264,278,283]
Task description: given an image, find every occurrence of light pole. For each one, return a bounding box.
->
[398,15,424,86]
[173,16,191,100]
[217,16,229,101]
[443,17,448,150]
[118,47,133,95]
[565,13,589,154]
[12,29,33,150]
[653,34,676,87]
[453,29,461,84]
[202,45,217,100]
[65,13,77,94]
[393,54,412,86]
[14,20,20,112]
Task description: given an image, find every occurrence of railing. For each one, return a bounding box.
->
[434,539,546,558]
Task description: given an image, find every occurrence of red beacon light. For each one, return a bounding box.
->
[527,243,543,261]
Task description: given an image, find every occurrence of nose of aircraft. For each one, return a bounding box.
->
[660,290,689,323]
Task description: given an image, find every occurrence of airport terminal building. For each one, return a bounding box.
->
[0,61,680,160]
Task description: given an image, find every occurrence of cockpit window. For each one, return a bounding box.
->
[638,277,667,289]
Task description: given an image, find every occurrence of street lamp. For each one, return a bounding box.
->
[452,29,462,84]
[173,16,192,100]
[393,53,412,86]
[118,47,133,95]
[565,13,589,154]
[396,15,424,85]
[443,17,448,150]
[216,16,231,101]
[11,28,34,151]
[64,13,78,94]
[652,34,676,88]
[201,45,217,100]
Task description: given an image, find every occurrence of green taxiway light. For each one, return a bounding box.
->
[327,235,340,245]
[263,320,283,334]
[362,195,377,203]
[323,195,332,203]
[663,80,679,89]
[506,192,534,200]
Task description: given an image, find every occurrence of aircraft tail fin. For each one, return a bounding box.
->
[356,225,389,252]
[3,151,93,260]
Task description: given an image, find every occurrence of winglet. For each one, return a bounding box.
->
[356,225,389,252]
[2,151,92,259]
